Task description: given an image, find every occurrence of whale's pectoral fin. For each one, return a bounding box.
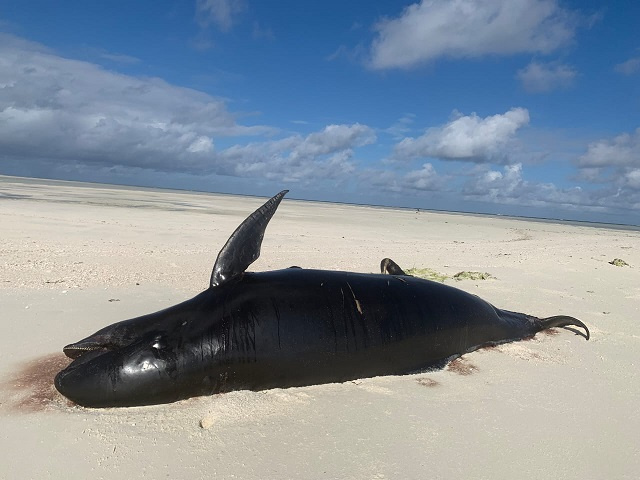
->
[380,258,407,276]
[210,190,288,287]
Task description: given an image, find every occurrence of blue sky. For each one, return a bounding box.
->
[1,1,639,224]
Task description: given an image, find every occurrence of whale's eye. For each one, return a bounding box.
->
[151,335,167,351]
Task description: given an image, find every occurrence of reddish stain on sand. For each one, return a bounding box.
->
[416,377,440,387]
[3,353,74,412]
[447,357,479,376]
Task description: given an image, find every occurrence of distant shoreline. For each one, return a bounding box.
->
[1,174,638,232]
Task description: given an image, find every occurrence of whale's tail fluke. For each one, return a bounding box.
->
[539,315,590,340]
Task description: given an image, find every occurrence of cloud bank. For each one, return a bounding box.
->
[0,34,374,185]
[0,32,637,222]
[0,34,266,173]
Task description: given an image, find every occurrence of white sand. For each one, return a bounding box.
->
[1,176,638,479]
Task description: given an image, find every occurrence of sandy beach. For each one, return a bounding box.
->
[1,176,638,479]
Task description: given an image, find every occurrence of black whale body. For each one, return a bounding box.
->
[54,191,589,408]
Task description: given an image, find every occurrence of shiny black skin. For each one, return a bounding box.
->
[55,268,566,408]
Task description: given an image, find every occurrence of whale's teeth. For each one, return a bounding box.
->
[62,344,106,359]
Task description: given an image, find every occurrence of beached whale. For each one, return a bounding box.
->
[54,190,589,408]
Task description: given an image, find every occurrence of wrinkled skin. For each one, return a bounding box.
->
[55,268,589,408]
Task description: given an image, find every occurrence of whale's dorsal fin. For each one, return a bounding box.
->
[210,190,288,287]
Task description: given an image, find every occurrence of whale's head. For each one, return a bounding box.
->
[54,292,220,408]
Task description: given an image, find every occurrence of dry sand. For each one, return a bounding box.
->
[1,176,638,479]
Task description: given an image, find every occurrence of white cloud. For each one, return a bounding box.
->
[463,163,594,209]
[195,0,246,32]
[360,163,443,193]
[220,124,376,182]
[578,128,640,168]
[296,124,375,157]
[626,169,640,189]
[369,0,578,69]
[464,163,525,199]
[403,163,440,190]
[517,61,577,93]
[575,128,640,202]
[393,108,530,163]
[187,136,214,153]
[614,57,640,75]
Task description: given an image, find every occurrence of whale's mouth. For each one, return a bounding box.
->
[63,342,111,360]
